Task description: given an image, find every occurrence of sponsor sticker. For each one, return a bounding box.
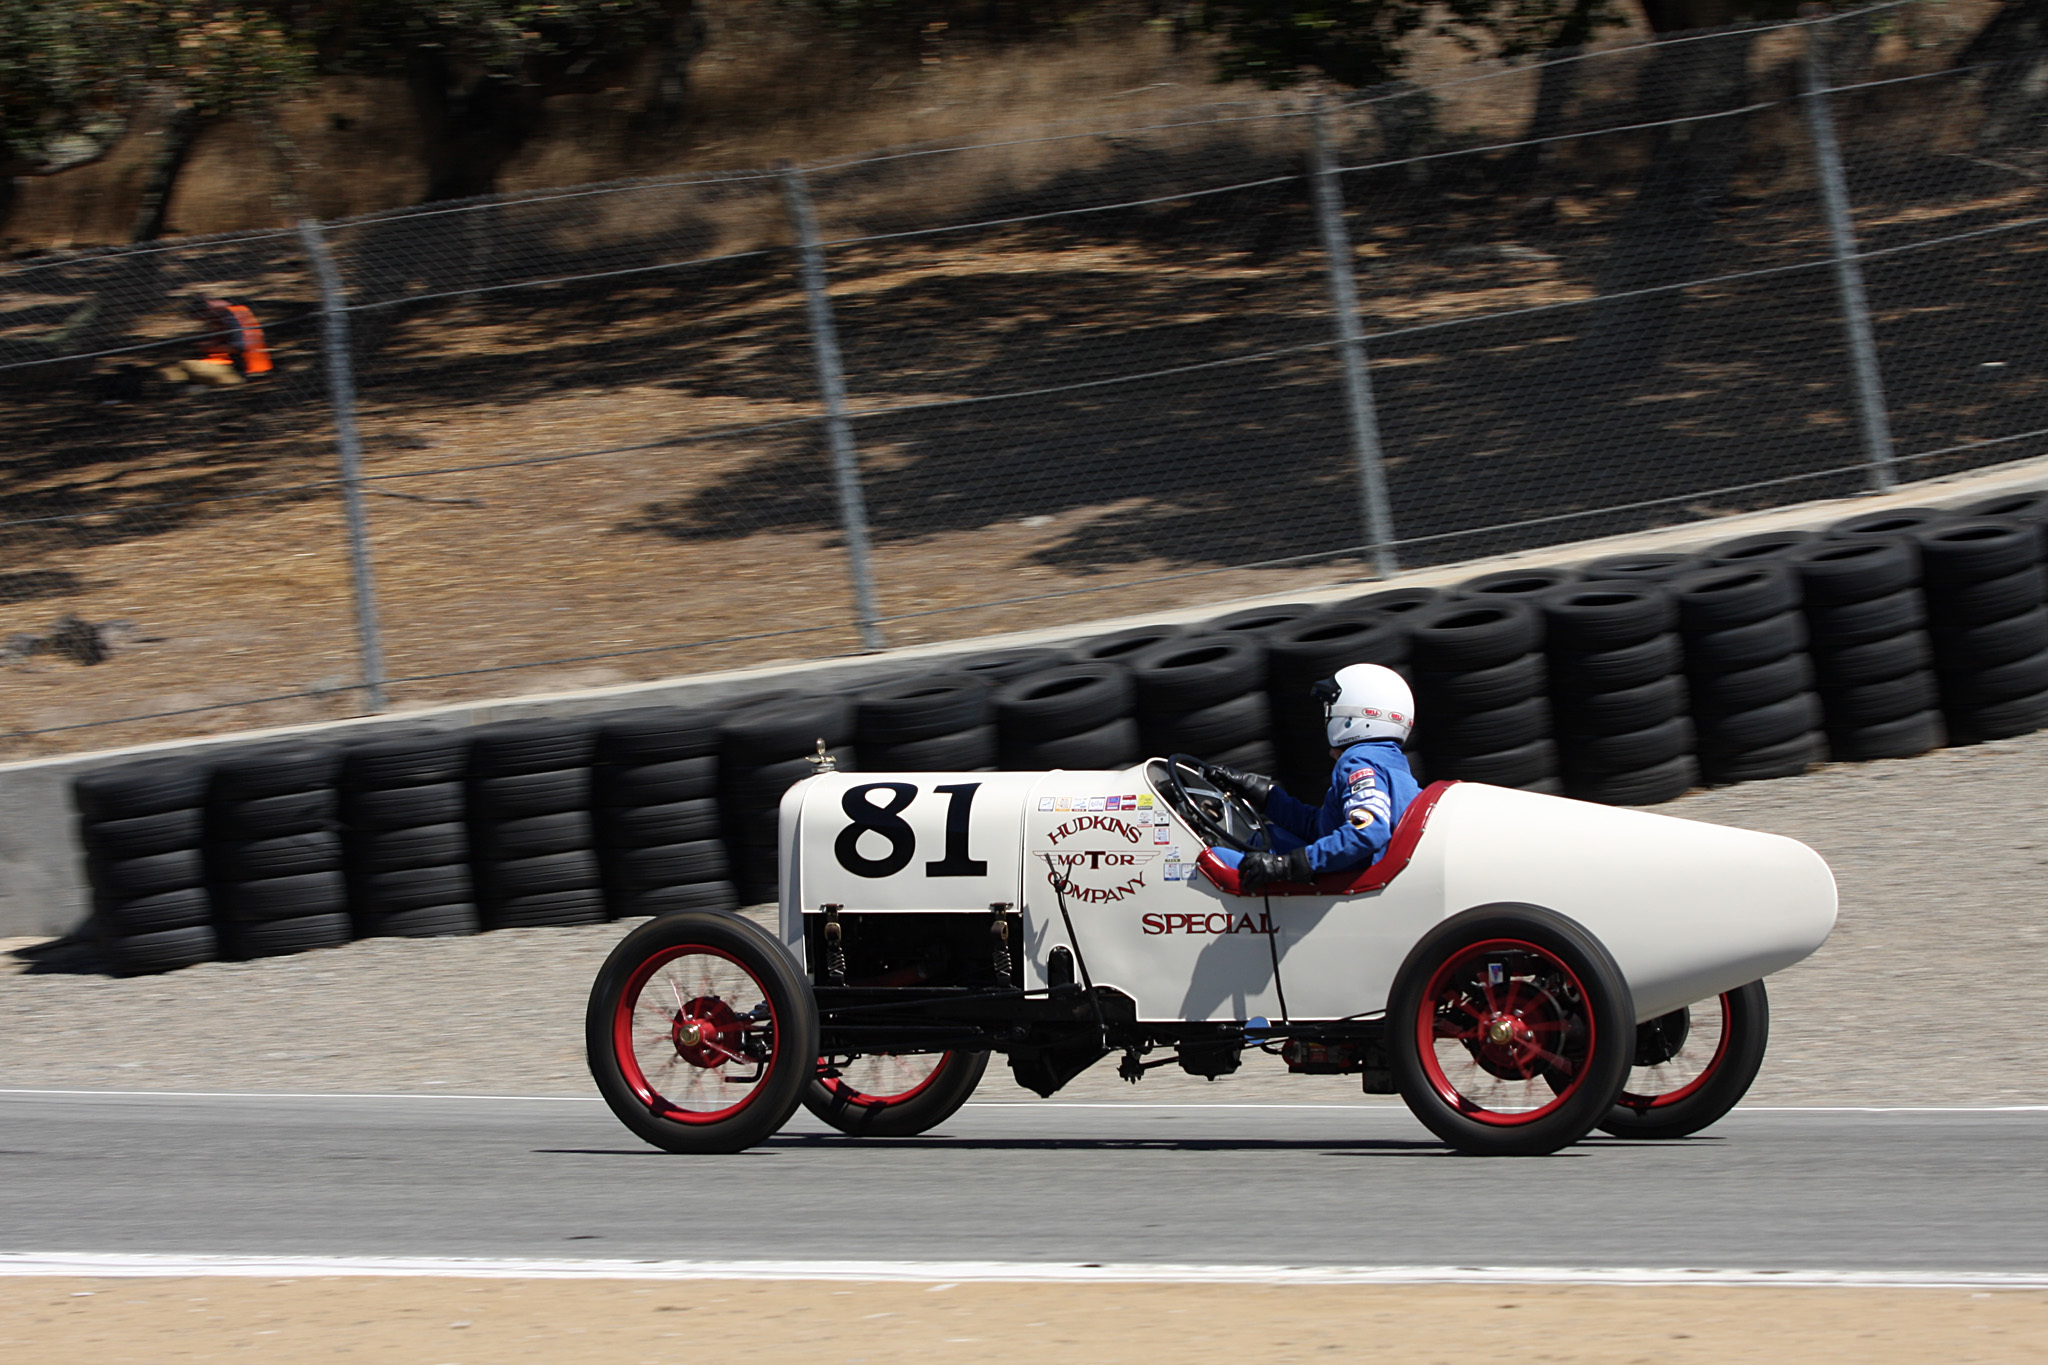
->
[1037,797,1055,812]
[1121,795,1137,807]
[1154,824,1171,844]
[1088,796,1107,812]
[1106,796,1123,811]
[1054,796,1072,812]
[1348,768,1378,788]
[1136,793,1155,809]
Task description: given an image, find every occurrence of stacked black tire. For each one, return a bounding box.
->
[720,693,855,904]
[1406,599,1557,792]
[1786,536,1946,761]
[1128,633,1273,771]
[1261,609,1414,798]
[593,708,735,917]
[1540,584,1698,805]
[995,664,1139,769]
[467,720,607,929]
[205,743,352,959]
[1913,517,2048,743]
[75,759,217,975]
[853,675,997,772]
[1458,567,1579,601]
[1670,563,1823,785]
[340,730,478,938]
[1578,551,1706,587]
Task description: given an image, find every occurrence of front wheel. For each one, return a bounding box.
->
[1598,980,1769,1140]
[586,911,817,1154]
[804,1049,990,1137]
[1389,903,1635,1157]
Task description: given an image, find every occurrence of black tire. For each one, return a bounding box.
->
[1685,611,1809,672]
[599,798,723,847]
[612,881,745,916]
[1427,738,1558,787]
[1805,589,1927,648]
[213,831,344,881]
[1551,634,1683,691]
[1670,564,1802,631]
[1567,754,1698,806]
[1703,730,1826,784]
[342,781,464,830]
[359,903,481,938]
[1826,506,1953,540]
[586,910,818,1154]
[479,849,602,898]
[472,811,592,860]
[1700,693,1822,753]
[1266,612,1412,686]
[80,807,205,861]
[1457,567,1580,599]
[1933,606,2048,671]
[594,707,726,764]
[1408,599,1544,673]
[1141,691,1270,754]
[994,664,1132,740]
[1706,529,1819,564]
[340,730,469,788]
[1416,652,1548,714]
[216,871,349,922]
[1208,739,1280,773]
[723,749,854,810]
[1915,518,2040,588]
[1822,670,1936,727]
[954,647,1077,684]
[1689,653,1813,713]
[1786,536,1920,606]
[1075,625,1184,665]
[1829,708,1946,761]
[1129,635,1267,712]
[805,1050,990,1137]
[73,760,212,823]
[858,724,999,771]
[1580,551,1706,584]
[1389,904,1634,1156]
[1945,645,2048,703]
[1427,696,1552,756]
[721,694,855,765]
[597,756,720,806]
[1598,981,1769,1139]
[87,848,206,898]
[1962,489,2048,523]
[354,864,473,915]
[98,923,218,976]
[1004,717,1141,769]
[208,744,342,802]
[490,888,609,928]
[1537,585,1676,652]
[227,912,354,959]
[1554,674,1688,735]
[468,719,597,777]
[1203,603,1322,637]
[1334,585,1444,617]
[608,839,731,891]
[1952,687,2048,742]
[470,769,590,819]
[1812,630,1933,688]
[854,675,991,745]
[1936,564,2047,627]
[1570,716,1695,775]
[209,788,340,839]
[96,886,214,934]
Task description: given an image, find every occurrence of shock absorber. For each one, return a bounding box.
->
[821,903,847,987]
[989,902,1013,986]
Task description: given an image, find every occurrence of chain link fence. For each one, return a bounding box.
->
[5,0,2045,754]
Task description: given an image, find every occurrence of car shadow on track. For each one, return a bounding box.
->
[537,1136,1475,1156]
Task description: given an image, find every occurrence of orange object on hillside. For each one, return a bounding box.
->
[194,297,272,376]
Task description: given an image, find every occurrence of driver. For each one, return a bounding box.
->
[1206,662,1420,892]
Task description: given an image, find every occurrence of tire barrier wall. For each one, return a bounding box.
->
[68,501,2048,972]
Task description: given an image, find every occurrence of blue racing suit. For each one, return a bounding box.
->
[1261,739,1421,875]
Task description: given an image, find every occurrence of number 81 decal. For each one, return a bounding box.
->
[835,782,989,879]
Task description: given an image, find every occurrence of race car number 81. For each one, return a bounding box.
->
[835,782,988,879]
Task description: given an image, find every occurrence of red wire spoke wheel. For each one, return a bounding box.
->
[1598,980,1770,1140]
[587,911,816,1154]
[1389,904,1634,1157]
[804,1050,991,1138]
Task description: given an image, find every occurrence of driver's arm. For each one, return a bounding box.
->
[1300,758,1395,874]
[1261,783,1321,843]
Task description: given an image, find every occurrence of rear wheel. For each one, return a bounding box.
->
[804,1049,990,1137]
[1389,904,1634,1156]
[586,911,816,1154]
[1598,980,1769,1140]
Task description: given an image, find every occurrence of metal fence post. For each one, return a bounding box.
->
[780,162,886,651]
[1801,25,1898,492]
[1308,97,1399,578]
[296,218,389,712]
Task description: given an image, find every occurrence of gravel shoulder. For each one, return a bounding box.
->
[5,731,2045,1104]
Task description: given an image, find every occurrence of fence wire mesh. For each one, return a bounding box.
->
[6,0,2048,753]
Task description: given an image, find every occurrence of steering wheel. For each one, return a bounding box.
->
[1156,753,1273,854]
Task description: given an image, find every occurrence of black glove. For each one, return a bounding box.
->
[1207,764,1275,811]
[1236,846,1312,892]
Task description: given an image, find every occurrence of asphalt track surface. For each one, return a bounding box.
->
[3,1092,2044,1275]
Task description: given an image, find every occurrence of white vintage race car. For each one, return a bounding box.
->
[586,755,1836,1156]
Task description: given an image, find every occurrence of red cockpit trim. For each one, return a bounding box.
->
[1195,780,1457,898]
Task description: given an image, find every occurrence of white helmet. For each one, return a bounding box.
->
[1321,662,1414,748]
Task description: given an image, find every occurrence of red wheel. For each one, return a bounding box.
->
[1390,904,1633,1156]
[1599,980,1769,1140]
[804,1049,990,1137]
[586,911,815,1153]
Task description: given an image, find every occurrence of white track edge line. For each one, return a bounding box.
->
[2,1253,2044,1289]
